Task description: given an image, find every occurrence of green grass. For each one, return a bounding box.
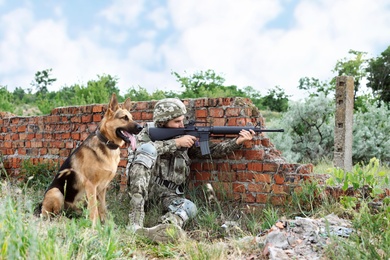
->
[1,158,389,259]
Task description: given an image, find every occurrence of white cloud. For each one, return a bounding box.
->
[0,0,389,101]
[98,0,144,27]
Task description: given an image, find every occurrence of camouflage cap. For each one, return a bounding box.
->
[153,98,187,125]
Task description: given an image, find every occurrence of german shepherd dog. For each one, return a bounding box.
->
[40,93,142,226]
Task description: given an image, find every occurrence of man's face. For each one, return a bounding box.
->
[165,115,185,128]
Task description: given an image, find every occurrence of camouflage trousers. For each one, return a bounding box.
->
[127,163,187,226]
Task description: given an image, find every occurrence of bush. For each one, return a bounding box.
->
[353,101,390,165]
[268,94,334,163]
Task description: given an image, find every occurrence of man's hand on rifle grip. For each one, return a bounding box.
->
[175,135,197,148]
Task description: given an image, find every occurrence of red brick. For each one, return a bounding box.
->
[194,171,211,181]
[261,138,271,147]
[92,114,103,122]
[243,107,253,116]
[31,141,43,148]
[141,112,153,120]
[237,118,252,127]
[298,164,314,174]
[195,99,208,107]
[226,117,237,126]
[118,160,127,167]
[82,114,92,123]
[256,194,268,203]
[222,98,233,106]
[48,148,59,155]
[202,162,216,171]
[274,174,284,184]
[190,162,202,171]
[237,172,253,182]
[244,150,264,160]
[244,193,256,203]
[227,150,244,160]
[248,162,263,172]
[131,111,142,120]
[135,101,148,110]
[81,132,89,140]
[231,163,246,170]
[248,183,270,193]
[233,183,246,193]
[209,108,224,117]
[217,171,236,182]
[70,116,81,123]
[271,184,288,194]
[17,125,27,132]
[59,149,70,157]
[263,163,279,172]
[225,108,240,117]
[17,148,26,155]
[217,162,230,171]
[195,109,208,118]
[92,105,104,113]
[254,173,271,183]
[270,195,286,206]
[71,133,80,140]
[212,118,226,126]
[65,141,74,149]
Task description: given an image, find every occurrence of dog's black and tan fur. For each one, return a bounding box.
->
[40,93,142,226]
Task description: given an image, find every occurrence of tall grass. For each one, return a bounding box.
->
[1,158,389,259]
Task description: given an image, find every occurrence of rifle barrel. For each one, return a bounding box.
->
[210,126,284,135]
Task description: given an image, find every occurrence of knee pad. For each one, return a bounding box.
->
[133,142,157,169]
[168,198,197,223]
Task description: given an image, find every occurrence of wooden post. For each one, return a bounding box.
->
[334,76,354,172]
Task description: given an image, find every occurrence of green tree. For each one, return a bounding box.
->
[73,74,120,105]
[260,86,290,112]
[0,86,15,113]
[331,50,368,97]
[366,45,390,103]
[298,77,332,97]
[30,69,57,96]
[173,69,226,98]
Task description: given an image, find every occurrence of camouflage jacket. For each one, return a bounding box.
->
[133,123,242,188]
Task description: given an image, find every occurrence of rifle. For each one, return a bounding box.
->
[148,120,284,155]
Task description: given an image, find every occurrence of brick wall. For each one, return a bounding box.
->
[0,97,313,207]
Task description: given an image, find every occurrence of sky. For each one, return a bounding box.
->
[1,0,389,101]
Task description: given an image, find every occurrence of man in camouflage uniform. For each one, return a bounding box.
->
[127,98,254,243]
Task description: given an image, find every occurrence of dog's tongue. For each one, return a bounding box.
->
[129,134,136,151]
[123,131,137,151]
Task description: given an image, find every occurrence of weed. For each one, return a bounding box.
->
[326,157,389,209]
[260,207,279,230]
[20,159,58,190]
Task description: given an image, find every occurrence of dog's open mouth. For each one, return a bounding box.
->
[116,129,137,151]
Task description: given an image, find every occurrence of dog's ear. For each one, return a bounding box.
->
[107,93,119,115]
[123,98,132,111]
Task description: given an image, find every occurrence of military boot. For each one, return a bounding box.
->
[135,223,186,244]
[159,212,185,227]
[127,193,145,231]
[128,195,186,243]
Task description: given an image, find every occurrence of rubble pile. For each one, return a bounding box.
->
[232,213,353,259]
